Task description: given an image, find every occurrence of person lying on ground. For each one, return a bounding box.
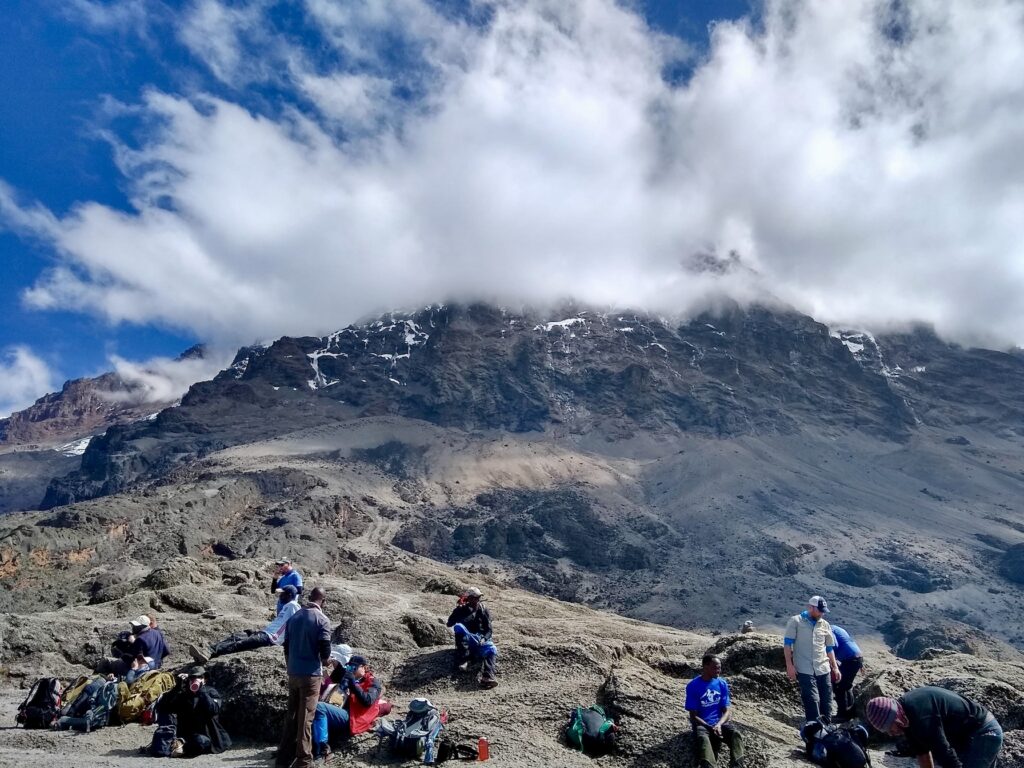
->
[311,655,383,761]
[188,585,300,663]
[685,654,745,768]
[446,587,498,689]
[866,686,1003,768]
[158,666,232,757]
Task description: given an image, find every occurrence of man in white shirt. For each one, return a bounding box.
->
[189,585,301,663]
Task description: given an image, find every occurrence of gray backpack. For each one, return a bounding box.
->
[377,698,445,763]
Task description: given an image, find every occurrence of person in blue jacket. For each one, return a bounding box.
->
[685,654,745,768]
[271,558,303,595]
[831,625,863,721]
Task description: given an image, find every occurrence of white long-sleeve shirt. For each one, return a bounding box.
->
[264,599,301,645]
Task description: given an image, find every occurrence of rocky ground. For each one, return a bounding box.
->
[2,538,1024,766]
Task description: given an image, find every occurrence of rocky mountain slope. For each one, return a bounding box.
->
[0,347,204,513]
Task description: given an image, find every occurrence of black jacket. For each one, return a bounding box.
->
[160,683,231,754]
[446,603,493,640]
[900,686,993,768]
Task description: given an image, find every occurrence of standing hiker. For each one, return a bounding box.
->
[784,596,841,723]
[189,585,300,663]
[277,587,331,768]
[446,587,498,689]
[831,625,864,721]
[866,686,1003,768]
[685,654,745,768]
[271,558,304,595]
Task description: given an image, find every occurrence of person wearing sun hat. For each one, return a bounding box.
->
[783,595,840,723]
[311,654,383,761]
[866,686,1002,768]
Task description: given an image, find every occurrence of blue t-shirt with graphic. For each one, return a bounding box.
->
[831,626,862,661]
[685,676,731,726]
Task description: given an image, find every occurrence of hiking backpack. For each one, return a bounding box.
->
[566,705,618,755]
[149,723,178,757]
[117,670,176,724]
[56,677,119,732]
[802,721,871,768]
[61,674,96,710]
[378,698,445,763]
[16,677,62,729]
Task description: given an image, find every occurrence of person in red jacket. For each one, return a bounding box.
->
[311,655,382,760]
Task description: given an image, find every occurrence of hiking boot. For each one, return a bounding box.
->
[188,644,210,664]
[480,677,498,689]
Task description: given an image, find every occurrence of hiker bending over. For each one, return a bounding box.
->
[686,654,745,768]
[446,587,498,689]
[784,596,840,723]
[158,667,231,757]
[271,558,303,595]
[831,625,863,722]
[277,587,331,768]
[866,687,1003,768]
[101,614,171,682]
[312,655,383,761]
[189,585,300,664]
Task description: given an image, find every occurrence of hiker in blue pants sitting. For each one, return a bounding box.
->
[446,587,498,689]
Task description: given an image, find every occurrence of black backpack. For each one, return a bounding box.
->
[149,723,178,757]
[16,677,62,729]
[802,721,871,768]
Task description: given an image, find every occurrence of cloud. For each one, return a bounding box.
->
[5,0,1024,351]
[107,349,233,404]
[0,347,58,418]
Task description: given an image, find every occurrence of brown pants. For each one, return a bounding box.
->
[277,674,321,768]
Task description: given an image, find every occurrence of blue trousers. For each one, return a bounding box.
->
[453,623,497,680]
[312,702,349,745]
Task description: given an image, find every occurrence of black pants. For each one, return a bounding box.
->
[183,733,213,757]
[211,630,272,658]
[834,657,862,719]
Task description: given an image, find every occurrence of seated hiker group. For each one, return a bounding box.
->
[15,560,1007,768]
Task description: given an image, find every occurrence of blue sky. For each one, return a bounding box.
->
[0,0,750,411]
[1,0,1022,416]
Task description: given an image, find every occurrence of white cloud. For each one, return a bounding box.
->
[5,0,1024,351]
[0,348,58,418]
[107,349,233,404]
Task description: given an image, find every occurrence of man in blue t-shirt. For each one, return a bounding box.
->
[271,558,303,595]
[831,625,863,721]
[685,654,745,768]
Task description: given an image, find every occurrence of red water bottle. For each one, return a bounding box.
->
[478,737,490,761]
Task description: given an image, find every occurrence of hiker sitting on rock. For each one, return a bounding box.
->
[311,654,383,761]
[446,587,498,689]
[271,558,303,596]
[831,624,863,722]
[685,654,745,768]
[189,585,300,664]
[158,666,231,757]
[102,614,171,682]
[784,596,840,724]
[866,687,1003,768]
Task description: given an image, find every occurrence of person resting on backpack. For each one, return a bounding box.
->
[100,615,172,682]
[188,585,300,664]
[311,655,382,761]
[158,666,232,757]
[865,687,1003,768]
[446,587,498,689]
[685,654,745,768]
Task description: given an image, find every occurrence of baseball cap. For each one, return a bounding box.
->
[465,587,482,598]
[279,584,298,600]
[807,595,829,613]
[275,558,292,565]
[129,614,151,629]
[347,655,368,669]
[188,666,206,678]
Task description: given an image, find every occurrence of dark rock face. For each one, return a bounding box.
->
[1000,544,1024,585]
[880,616,1024,662]
[824,560,879,587]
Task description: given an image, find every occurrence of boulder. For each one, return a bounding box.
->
[159,585,212,614]
[141,558,212,590]
[402,614,452,648]
[708,634,787,674]
[823,560,879,588]
[1000,544,1024,585]
[206,648,288,743]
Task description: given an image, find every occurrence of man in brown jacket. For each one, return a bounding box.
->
[277,587,331,768]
